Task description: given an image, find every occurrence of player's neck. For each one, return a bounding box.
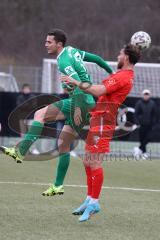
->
[57,47,65,58]
[121,63,134,71]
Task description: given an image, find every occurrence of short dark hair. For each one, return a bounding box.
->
[22,83,31,89]
[124,44,141,65]
[48,29,67,47]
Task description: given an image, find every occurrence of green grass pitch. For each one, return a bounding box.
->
[0,154,160,240]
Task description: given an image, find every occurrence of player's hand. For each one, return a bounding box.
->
[61,75,77,86]
[74,107,82,126]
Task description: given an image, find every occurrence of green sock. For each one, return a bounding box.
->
[18,121,44,156]
[54,153,70,186]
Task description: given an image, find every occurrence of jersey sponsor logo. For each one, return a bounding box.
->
[64,66,76,76]
[108,78,116,85]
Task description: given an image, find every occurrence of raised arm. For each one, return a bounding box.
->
[83,52,113,74]
[61,74,125,98]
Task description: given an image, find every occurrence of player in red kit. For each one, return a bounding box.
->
[61,44,141,222]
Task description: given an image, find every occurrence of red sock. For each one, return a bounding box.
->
[91,168,104,199]
[85,166,92,196]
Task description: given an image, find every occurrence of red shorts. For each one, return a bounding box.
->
[85,114,115,153]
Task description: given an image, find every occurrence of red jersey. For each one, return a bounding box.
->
[86,69,134,153]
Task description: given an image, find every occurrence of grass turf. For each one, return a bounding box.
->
[0,154,160,240]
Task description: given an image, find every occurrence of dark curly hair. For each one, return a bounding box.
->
[124,44,141,65]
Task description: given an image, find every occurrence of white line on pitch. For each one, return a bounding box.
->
[0,181,160,193]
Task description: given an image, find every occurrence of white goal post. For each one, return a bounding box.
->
[42,58,160,97]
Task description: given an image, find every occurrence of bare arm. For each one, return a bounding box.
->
[61,75,107,97]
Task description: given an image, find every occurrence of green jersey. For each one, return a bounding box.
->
[57,46,91,84]
[57,46,95,106]
[57,46,113,106]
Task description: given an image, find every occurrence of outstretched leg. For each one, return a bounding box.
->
[0,103,65,163]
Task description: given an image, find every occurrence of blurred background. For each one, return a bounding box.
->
[0,0,160,158]
[0,0,160,65]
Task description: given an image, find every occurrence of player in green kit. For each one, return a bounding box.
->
[0,29,113,196]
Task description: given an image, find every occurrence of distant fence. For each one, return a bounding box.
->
[0,65,42,92]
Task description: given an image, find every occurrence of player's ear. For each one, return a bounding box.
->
[124,55,129,62]
[57,42,63,48]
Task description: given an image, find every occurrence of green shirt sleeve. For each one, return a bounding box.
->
[61,67,81,95]
[60,56,85,97]
[60,57,81,82]
[83,52,113,74]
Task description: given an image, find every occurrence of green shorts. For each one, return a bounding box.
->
[53,97,95,133]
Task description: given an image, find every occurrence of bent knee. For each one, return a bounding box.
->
[34,107,47,123]
[58,138,70,153]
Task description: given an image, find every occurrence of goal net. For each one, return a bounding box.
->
[42,59,160,158]
[0,72,19,92]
